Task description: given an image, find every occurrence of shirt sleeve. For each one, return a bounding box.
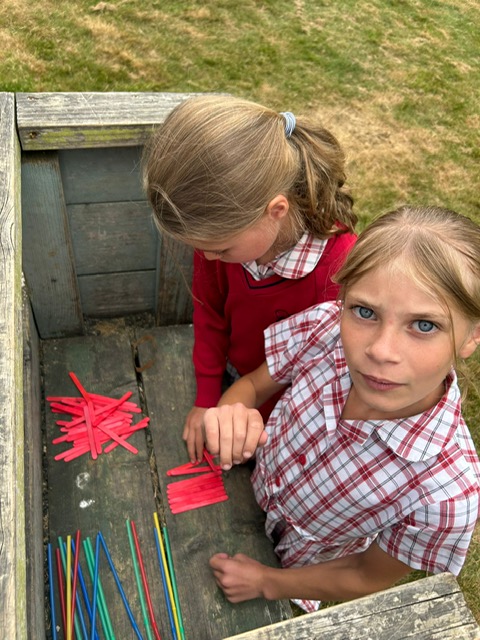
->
[192,251,229,407]
[376,493,479,575]
[264,302,341,385]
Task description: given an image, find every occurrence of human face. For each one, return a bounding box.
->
[191,195,290,265]
[340,265,478,421]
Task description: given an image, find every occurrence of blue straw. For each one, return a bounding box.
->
[154,527,177,640]
[48,543,57,640]
[90,533,101,640]
[98,531,144,640]
[59,537,89,640]
[71,539,100,640]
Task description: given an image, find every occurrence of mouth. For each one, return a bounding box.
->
[361,374,403,391]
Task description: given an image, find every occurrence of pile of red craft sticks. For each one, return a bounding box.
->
[166,450,228,513]
[47,372,149,462]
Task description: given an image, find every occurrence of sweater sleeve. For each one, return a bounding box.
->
[192,251,230,407]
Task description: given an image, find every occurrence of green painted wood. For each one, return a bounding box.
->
[136,325,292,640]
[22,291,45,639]
[68,201,157,275]
[43,332,170,639]
[78,270,156,317]
[59,147,145,204]
[16,92,200,150]
[225,573,480,640]
[156,238,194,325]
[22,151,84,338]
[0,92,27,640]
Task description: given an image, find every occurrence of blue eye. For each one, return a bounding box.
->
[353,306,375,320]
[413,320,437,333]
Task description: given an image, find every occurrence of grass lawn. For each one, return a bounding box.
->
[2,0,480,623]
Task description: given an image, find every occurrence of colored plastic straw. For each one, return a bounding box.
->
[153,527,177,640]
[67,535,72,640]
[84,538,115,640]
[130,520,162,640]
[56,548,67,634]
[98,531,144,640]
[71,539,100,640]
[126,519,154,640]
[153,513,181,640]
[59,536,86,640]
[90,534,101,640]
[48,544,57,640]
[71,529,81,639]
[162,526,185,640]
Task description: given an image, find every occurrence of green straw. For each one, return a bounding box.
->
[126,519,154,640]
[84,537,116,640]
[162,526,186,640]
[58,536,83,640]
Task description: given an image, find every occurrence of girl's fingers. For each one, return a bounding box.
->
[242,410,265,460]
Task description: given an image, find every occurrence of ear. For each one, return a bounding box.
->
[458,323,480,359]
[265,194,289,221]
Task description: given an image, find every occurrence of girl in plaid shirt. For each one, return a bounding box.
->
[204,205,480,610]
[144,95,357,463]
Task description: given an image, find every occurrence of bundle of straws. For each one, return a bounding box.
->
[47,517,185,640]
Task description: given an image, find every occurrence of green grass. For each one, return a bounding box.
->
[2,0,480,623]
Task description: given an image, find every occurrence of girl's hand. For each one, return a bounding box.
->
[209,553,267,603]
[203,403,268,470]
[182,406,208,463]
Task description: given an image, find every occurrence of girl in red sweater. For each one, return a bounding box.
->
[144,95,357,462]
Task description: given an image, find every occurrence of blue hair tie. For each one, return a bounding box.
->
[280,111,296,138]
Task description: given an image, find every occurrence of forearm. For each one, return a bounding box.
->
[218,362,286,409]
[261,547,411,603]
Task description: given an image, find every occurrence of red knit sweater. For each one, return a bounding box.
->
[192,232,357,418]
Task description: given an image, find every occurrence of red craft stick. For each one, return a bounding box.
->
[96,423,138,454]
[169,495,229,514]
[167,489,227,506]
[69,372,91,402]
[103,419,149,453]
[83,407,98,460]
[130,521,162,640]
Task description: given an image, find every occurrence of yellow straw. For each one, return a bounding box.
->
[66,534,72,640]
[153,513,181,639]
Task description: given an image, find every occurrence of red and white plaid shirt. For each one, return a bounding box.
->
[243,232,327,281]
[252,302,480,611]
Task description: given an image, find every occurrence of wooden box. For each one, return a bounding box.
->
[1,92,479,639]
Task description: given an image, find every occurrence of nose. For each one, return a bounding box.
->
[365,324,401,363]
[203,251,220,261]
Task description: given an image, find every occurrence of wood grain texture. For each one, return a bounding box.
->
[22,291,45,639]
[16,92,201,150]
[155,237,194,325]
[0,92,27,638]
[21,151,84,338]
[225,573,480,640]
[136,325,292,639]
[68,200,157,275]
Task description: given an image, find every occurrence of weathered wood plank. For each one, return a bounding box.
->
[59,147,145,204]
[16,92,200,150]
[22,290,45,639]
[225,573,480,640]
[22,151,84,338]
[0,92,27,638]
[78,270,156,317]
[43,333,171,639]
[68,201,157,275]
[136,325,292,640]
[156,237,194,325]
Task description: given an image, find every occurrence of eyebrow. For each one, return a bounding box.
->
[346,295,450,324]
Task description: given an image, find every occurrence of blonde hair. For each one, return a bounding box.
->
[143,95,356,244]
[335,204,480,335]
